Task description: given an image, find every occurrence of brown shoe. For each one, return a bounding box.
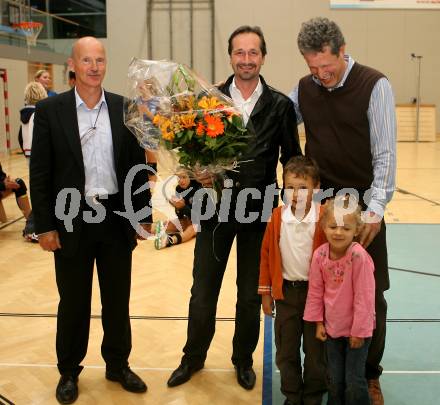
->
[368,378,384,405]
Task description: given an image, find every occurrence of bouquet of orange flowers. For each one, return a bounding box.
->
[124,58,248,177]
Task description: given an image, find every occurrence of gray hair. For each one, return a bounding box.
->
[297,17,345,55]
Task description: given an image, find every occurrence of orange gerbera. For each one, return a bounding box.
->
[204,115,224,138]
[179,113,197,128]
[196,122,205,136]
[198,96,222,110]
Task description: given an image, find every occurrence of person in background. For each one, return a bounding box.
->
[154,168,200,250]
[19,81,47,161]
[35,69,57,97]
[17,81,47,242]
[135,79,160,184]
[0,162,36,242]
[68,70,76,88]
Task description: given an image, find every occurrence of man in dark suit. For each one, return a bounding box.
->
[30,37,152,404]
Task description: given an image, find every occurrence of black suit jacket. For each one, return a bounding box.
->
[30,88,151,256]
[218,75,301,189]
[199,75,301,230]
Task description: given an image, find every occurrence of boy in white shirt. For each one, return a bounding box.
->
[259,156,327,405]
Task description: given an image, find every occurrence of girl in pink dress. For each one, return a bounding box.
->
[304,196,376,405]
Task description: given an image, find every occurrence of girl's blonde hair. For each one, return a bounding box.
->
[34,69,49,80]
[24,81,47,105]
[321,195,363,229]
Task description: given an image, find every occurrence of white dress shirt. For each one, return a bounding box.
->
[229,77,263,126]
[279,203,318,281]
[75,88,118,196]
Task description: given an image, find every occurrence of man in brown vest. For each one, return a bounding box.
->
[289,17,396,405]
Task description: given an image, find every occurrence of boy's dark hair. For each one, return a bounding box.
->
[283,156,320,185]
[228,25,267,56]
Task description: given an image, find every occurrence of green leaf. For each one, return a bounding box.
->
[232,114,245,129]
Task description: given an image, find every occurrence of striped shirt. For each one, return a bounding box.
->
[289,55,396,217]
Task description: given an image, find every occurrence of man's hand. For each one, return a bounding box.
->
[136,223,152,240]
[316,322,327,341]
[359,212,382,248]
[349,336,365,349]
[38,230,61,251]
[261,295,274,317]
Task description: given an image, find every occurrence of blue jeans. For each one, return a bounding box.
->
[326,336,371,405]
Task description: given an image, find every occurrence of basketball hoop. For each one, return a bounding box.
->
[12,21,43,48]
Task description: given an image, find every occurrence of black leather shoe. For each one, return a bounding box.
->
[105,367,147,393]
[55,375,78,404]
[235,365,256,390]
[167,363,204,387]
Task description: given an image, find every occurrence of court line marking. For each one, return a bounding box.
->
[395,188,440,206]
[382,371,440,374]
[0,363,234,372]
[273,369,440,374]
[0,313,236,321]
[262,314,273,405]
[1,313,438,323]
[0,215,24,230]
[0,393,15,405]
[390,266,440,278]
[2,362,439,375]
[387,319,440,322]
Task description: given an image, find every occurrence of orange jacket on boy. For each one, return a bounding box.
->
[258,204,326,300]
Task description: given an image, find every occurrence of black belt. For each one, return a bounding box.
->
[283,279,308,288]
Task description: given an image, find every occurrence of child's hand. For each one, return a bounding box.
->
[316,322,327,341]
[349,336,364,349]
[4,176,19,190]
[168,196,184,208]
[172,198,185,209]
[261,295,274,317]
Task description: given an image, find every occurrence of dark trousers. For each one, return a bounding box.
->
[326,337,371,405]
[182,222,264,367]
[365,220,388,379]
[54,208,133,376]
[275,281,327,405]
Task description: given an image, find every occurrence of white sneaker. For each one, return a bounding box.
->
[25,233,39,243]
[154,221,168,250]
[154,232,170,250]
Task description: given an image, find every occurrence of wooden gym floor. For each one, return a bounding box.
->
[0,139,439,404]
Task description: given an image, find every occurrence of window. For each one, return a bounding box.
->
[30,0,106,38]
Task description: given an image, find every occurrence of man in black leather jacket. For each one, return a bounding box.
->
[167,25,301,391]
